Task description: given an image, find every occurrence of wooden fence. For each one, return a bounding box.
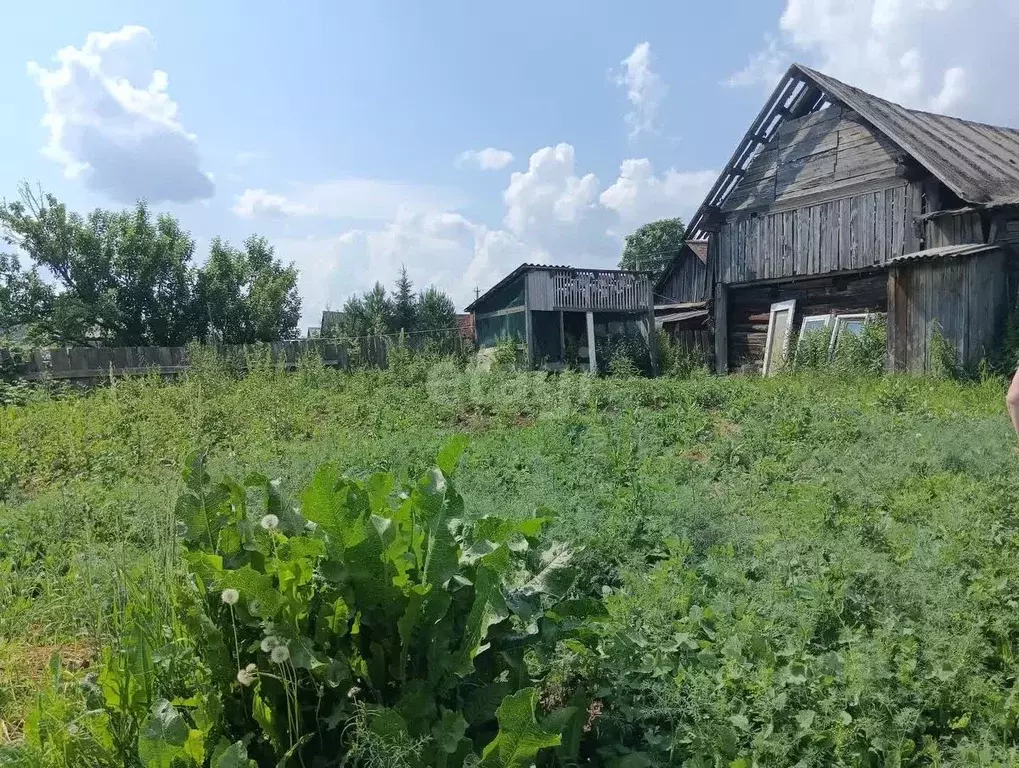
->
[3,334,467,384]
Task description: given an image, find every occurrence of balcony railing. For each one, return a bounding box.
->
[551,270,650,311]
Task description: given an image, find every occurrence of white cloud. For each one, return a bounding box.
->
[600,159,717,228]
[275,143,715,326]
[233,179,464,221]
[277,211,542,323]
[455,148,515,171]
[503,143,607,256]
[614,42,667,139]
[27,25,213,204]
[233,188,314,219]
[730,0,1019,125]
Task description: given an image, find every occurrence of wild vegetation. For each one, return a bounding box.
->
[2,349,1019,765]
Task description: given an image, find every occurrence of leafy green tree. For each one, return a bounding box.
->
[0,253,53,343]
[197,235,301,343]
[0,184,301,347]
[618,217,686,278]
[392,264,417,332]
[1,184,200,346]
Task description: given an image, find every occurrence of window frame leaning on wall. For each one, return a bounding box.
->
[762,300,797,376]
[828,313,875,358]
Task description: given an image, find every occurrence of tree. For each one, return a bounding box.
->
[417,286,457,333]
[392,264,417,333]
[0,254,53,342]
[618,217,686,278]
[362,282,393,335]
[1,184,200,346]
[197,235,301,344]
[0,184,301,347]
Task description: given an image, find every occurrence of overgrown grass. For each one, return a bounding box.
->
[2,355,1019,765]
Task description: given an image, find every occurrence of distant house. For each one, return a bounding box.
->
[465,263,655,372]
[685,63,1019,374]
[653,239,712,361]
[320,311,345,338]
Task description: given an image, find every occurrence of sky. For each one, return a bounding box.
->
[3,0,1019,328]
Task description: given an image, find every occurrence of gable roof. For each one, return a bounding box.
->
[688,63,1019,236]
[653,239,709,295]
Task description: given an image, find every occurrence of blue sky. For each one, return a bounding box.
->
[3,0,1017,326]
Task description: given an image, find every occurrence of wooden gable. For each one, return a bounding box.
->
[722,105,909,213]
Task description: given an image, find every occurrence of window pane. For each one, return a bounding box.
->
[801,318,826,334]
[841,319,866,336]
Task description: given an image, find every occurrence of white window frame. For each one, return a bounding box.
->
[829,313,873,357]
[762,300,797,376]
[796,313,834,350]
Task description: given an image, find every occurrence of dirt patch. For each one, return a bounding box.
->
[1,640,95,688]
[714,418,742,438]
[681,449,710,464]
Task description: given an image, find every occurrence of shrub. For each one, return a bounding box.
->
[152,438,601,766]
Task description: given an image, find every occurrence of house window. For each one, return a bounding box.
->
[763,300,796,376]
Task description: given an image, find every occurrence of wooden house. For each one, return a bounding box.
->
[685,63,1019,374]
[465,264,656,372]
[653,239,712,361]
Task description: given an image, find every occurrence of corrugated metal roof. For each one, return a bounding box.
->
[888,243,999,265]
[797,65,1019,206]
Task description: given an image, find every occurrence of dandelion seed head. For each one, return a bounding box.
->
[260,514,280,531]
[270,644,291,664]
[237,663,257,686]
[221,588,240,606]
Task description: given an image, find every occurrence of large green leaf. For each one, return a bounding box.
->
[211,740,257,768]
[516,543,576,599]
[436,434,468,475]
[300,466,370,549]
[220,566,284,617]
[432,708,468,753]
[479,688,561,768]
[137,699,189,768]
[452,565,510,678]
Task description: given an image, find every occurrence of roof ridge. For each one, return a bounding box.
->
[795,62,1019,134]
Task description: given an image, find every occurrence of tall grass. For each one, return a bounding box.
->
[3,355,1019,763]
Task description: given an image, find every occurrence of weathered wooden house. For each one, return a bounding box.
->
[465,264,656,372]
[684,63,1019,374]
[653,239,712,360]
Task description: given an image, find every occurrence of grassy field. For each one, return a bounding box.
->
[2,353,1019,766]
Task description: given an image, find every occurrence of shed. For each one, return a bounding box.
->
[653,239,713,362]
[465,264,656,372]
[683,63,1019,374]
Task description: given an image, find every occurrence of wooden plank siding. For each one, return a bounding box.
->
[727,271,888,371]
[656,249,711,304]
[890,249,1010,373]
[924,211,986,248]
[722,108,907,215]
[719,183,916,284]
